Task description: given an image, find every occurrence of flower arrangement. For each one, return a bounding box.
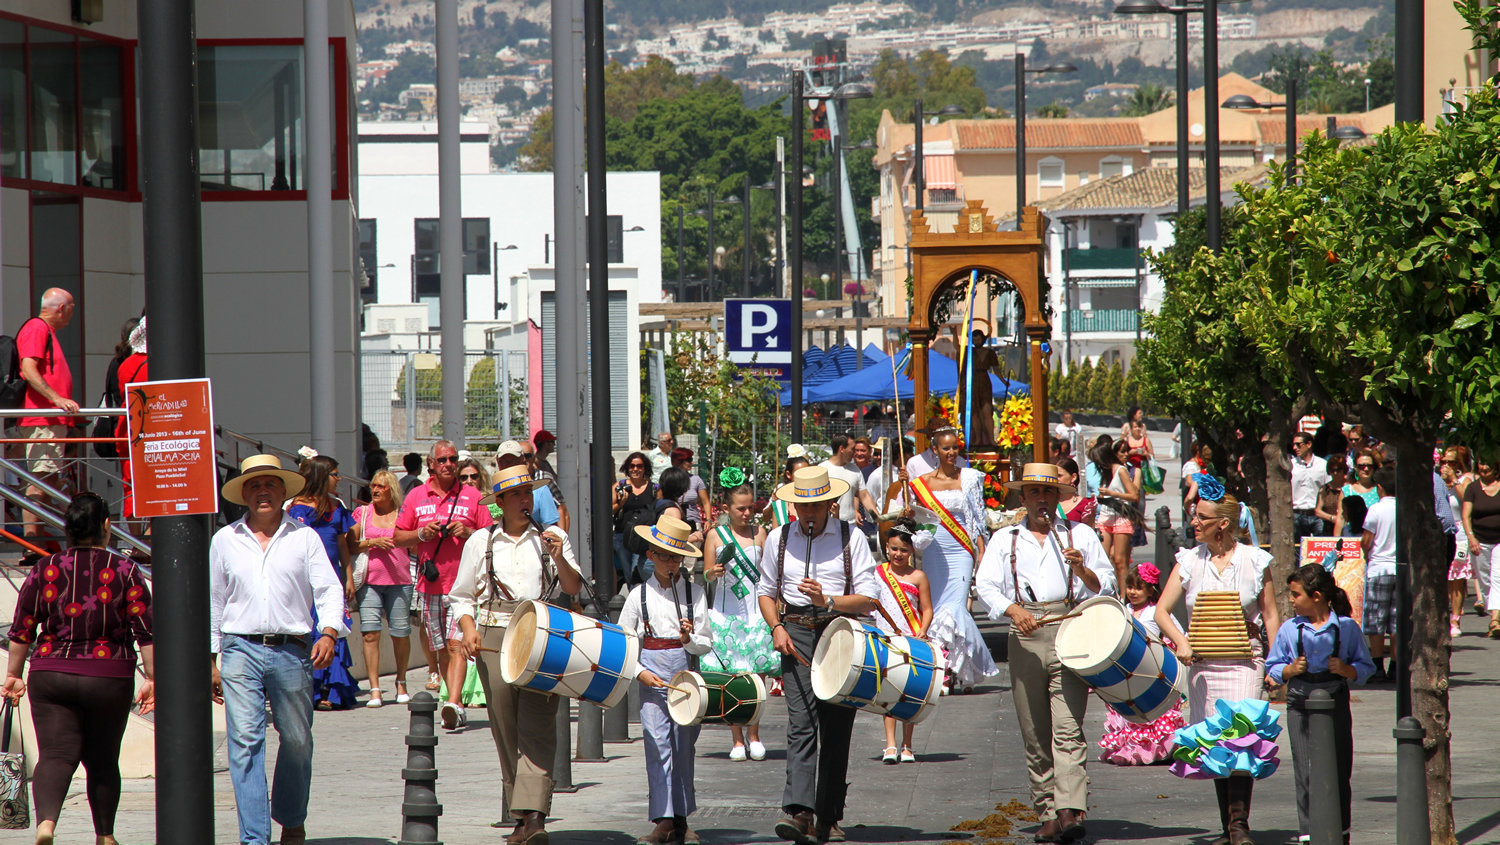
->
[928,394,957,428]
[996,395,1033,450]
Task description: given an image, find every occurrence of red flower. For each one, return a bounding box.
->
[126,601,146,617]
[35,642,52,657]
[42,564,60,582]
[97,586,113,603]
[63,602,84,617]
[98,568,116,584]
[126,585,145,601]
[92,644,113,659]
[41,584,58,602]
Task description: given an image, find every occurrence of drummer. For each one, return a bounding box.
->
[452,460,583,845]
[974,463,1115,844]
[619,515,713,845]
[758,467,880,845]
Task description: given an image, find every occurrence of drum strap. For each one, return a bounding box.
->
[637,578,692,640]
[774,521,852,617]
[1009,522,1075,607]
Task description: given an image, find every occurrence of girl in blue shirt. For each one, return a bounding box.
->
[1266,564,1375,844]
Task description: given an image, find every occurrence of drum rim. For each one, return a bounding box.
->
[1056,595,1135,675]
[811,616,868,702]
[500,600,544,686]
[668,670,709,725]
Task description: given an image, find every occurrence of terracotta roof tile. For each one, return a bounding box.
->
[954,119,1144,151]
[1027,165,1271,215]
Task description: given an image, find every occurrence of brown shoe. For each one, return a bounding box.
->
[816,820,846,842]
[503,819,526,844]
[515,811,550,845]
[1056,809,1087,842]
[1034,818,1062,843]
[674,815,701,845]
[280,826,306,845]
[638,818,679,845]
[775,810,818,845]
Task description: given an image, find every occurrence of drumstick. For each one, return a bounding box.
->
[874,602,905,634]
[1035,609,1086,626]
[474,645,502,654]
[665,684,694,695]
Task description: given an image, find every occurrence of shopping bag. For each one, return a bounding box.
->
[0,698,29,830]
[1141,459,1166,495]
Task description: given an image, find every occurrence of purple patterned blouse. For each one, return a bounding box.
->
[10,547,154,678]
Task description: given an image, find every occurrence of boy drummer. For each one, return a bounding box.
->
[620,515,713,845]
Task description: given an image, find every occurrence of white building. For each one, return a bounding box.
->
[356,124,662,451]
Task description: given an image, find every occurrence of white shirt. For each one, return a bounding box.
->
[1290,454,1330,510]
[1054,422,1082,457]
[647,447,672,484]
[819,459,866,523]
[449,524,578,628]
[209,514,349,653]
[1363,496,1398,577]
[618,576,712,655]
[974,519,1116,617]
[905,449,969,480]
[758,517,880,609]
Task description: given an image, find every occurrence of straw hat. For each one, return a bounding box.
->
[773,466,849,504]
[479,465,546,506]
[1003,462,1077,495]
[634,514,703,558]
[222,454,306,506]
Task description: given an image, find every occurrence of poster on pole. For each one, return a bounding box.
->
[124,378,219,517]
[1299,536,1366,626]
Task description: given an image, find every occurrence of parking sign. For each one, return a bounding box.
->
[724,299,792,365]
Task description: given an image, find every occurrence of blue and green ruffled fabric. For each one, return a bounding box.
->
[1168,698,1281,780]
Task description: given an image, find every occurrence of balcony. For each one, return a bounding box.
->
[1066,309,1139,333]
[1065,247,1140,272]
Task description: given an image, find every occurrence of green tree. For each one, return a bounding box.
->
[1119,84,1173,117]
[662,334,782,495]
[1036,101,1069,118]
[1100,360,1124,413]
[1048,367,1064,415]
[1073,358,1095,410]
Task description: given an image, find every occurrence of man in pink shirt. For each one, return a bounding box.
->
[15,288,80,544]
[394,439,493,729]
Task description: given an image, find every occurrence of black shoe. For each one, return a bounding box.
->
[18,552,40,567]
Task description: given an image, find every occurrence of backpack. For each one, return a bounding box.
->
[0,319,44,410]
[621,484,660,555]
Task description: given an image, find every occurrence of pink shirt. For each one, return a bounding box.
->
[396,479,493,594]
[17,318,74,428]
[354,504,410,586]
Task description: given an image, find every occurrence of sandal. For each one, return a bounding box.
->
[1488,620,1500,639]
[426,672,442,690]
[366,691,384,708]
[900,746,916,763]
[395,683,411,704]
[881,746,898,764]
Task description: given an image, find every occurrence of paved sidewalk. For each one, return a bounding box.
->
[69,606,1500,844]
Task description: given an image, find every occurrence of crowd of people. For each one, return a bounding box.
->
[0,404,1406,845]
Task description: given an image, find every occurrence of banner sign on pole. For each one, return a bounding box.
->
[125,378,219,517]
[1299,536,1367,627]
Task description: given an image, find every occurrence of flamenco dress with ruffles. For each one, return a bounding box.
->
[701,529,780,675]
[1098,602,1187,765]
[288,502,363,710]
[911,469,998,689]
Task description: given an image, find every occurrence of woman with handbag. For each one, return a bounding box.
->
[351,469,412,707]
[4,493,154,845]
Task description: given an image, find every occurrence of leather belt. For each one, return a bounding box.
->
[228,633,307,649]
[782,611,839,630]
[642,636,684,651]
[1293,508,1318,515]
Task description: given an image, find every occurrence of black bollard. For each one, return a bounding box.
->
[553,695,578,792]
[1394,716,1429,844]
[398,692,442,845]
[1304,689,1341,845]
[627,676,642,724]
[604,697,630,741]
[577,700,607,761]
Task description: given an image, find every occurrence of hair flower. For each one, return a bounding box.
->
[786,443,807,459]
[1194,473,1225,502]
[1137,562,1160,585]
[719,466,746,488]
[297,446,319,460]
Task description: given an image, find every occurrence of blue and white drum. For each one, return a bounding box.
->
[1056,596,1186,724]
[810,616,946,724]
[500,599,640,708]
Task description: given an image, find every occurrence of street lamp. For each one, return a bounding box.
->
[1115,0,1202,215]
[1224,82,1299,184]
[751,179,781,297]
[691,192,740,300]
[912,102,966,215]
[1329,123,1367,141]
[1365,77,1372,112]
[1016,56,1077,227]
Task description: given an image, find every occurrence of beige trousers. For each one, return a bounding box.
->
[474,625,559,817]
[1008,601,1090,821]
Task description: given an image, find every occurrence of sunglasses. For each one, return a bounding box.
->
[628,462,647,470]
[433,456,459,465]
[1356,463,1374,470]
[459,472,481,481]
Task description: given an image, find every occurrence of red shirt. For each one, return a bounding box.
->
[397,479,493,594]
[17,317,74,428]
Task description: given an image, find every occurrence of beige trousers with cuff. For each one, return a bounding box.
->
[1008,600,1090,821]
[474,624,559,818]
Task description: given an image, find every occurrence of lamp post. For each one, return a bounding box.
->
[791,69,805,442]
[911,100,966,216]
[1015,54,1077,226]
[1114,0,1202,215]
[743,172,753,295]
[1223,80,1299,184]
[826,83,873,303]
[751,179,780,296]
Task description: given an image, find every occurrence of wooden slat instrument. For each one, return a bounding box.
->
[1188,590,1253,659]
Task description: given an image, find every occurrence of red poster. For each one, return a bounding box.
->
[124,378,219,517]
[1299,536,1366,626]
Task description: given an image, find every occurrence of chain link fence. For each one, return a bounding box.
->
[362,350,530,456]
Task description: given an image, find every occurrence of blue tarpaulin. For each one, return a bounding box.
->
[778,343,884,405]
[798,344,1030,405]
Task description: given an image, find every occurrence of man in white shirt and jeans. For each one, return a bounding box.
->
[210,455,347,845]
[1360,465,1399,684]
[1290,431,1330,544]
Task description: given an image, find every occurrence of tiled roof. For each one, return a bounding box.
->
[954,119,1144,151]
[1031,165,1272,215]
[1255,115,1372,145]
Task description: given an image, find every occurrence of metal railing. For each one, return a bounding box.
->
[1065,247,1140,271]
[361,349,530,456]
[1066,308,1140,333]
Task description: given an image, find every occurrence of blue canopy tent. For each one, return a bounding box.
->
[803,345,1029,404]
[863,343,889,363]
[778,343,885,405]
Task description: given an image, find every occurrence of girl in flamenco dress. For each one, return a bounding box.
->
[1098,562,1188,764]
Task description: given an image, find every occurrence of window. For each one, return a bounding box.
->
[1037,158,1065,189]
[358,219,378,300]
[199,45,303,191]
[928,188,957,203]
[414,217,491,276]
[0,17,127,191]
[1099,156,1133,178]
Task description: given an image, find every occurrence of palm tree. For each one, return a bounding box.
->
[1120,84,1173,117]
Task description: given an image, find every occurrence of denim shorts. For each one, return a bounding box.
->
[357,583,414,637]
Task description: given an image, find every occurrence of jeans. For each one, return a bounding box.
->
[357,582,413,636]
[1293,512,1326,546]
[613,531,650,586]
[220,634,316,845]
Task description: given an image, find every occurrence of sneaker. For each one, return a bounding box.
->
[749,741,767,761]
[730,745,748,762]
[900,747,915,763]
[440,700,462,729]
[882,746,898,764]
[1452,621,1463,639]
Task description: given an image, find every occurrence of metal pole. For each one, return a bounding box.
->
[1305,690,1342,845]
[1175,11,1189,215]
[1204,0,1222,252]
[744,171,752,295]
[1016,53,1026,225]
[775,137,785,297]
[790,71,805,442]
[1287,79,1298,184]
[676,206,685,302]
[138,0,213,839]
[552,0,586,565]
[437,0,465,446]
[833,133,843,298]
[707,192,715,300]
[1395,716,1429,844]
[585,0,613,618]
[305,0,335,458]
[1394,0,1424,123]
[913,97,924,216]
[553,697,576,791]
